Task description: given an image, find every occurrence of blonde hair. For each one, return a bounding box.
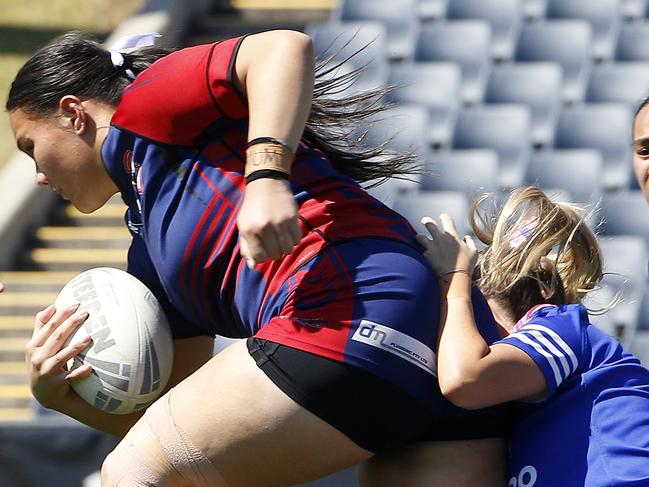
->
[471,186,603,320]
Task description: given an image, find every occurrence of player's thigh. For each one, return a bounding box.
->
[169,339,373,487]
[358,438,507,487]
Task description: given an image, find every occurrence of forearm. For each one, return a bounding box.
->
[242,31,314,152]
[437,275,491,394]
[49,392,142,437]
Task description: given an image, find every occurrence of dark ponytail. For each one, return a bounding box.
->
[7,31,419,183]
[5,31,171,115]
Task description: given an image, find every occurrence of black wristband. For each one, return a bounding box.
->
[245,169,290,184]
[247,137,294,153]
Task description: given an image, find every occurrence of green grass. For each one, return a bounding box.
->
[0,0,145,167]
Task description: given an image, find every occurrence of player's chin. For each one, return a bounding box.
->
[72,196,105,214]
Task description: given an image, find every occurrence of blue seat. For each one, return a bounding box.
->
[586,62,649,107]
[615,22,649,61]
[446,0,523,60]
[415,20,492,103]
[515,20,593,102]
[553,104,633,190]
[484,62,562,147]
[393,190,472,236]
[527,149,603,204]
[422,149,500,194]
[600,190,649,240]
[306,21,390,94]
[545,0,622,60]
[387,62,462,148]
[335,0,420,60]
[586,235,648,348]
[452,104,531,189]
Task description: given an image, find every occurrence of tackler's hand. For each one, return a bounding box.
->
[416,213,478,280]
[26,303,93,410]
[238,177,302,268]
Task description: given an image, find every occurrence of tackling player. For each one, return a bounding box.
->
[419,186,649,487]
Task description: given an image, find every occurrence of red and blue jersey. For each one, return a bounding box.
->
[100,36,501,412]
[501,304,649,486]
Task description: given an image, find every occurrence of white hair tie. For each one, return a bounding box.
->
[109,32,161,80]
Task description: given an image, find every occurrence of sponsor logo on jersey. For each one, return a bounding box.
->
[509,465,538,487]
[351,320,436,375]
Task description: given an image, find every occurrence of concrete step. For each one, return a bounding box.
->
[0,338,28,362]
[26,248,128,272]
[0,292,58,315]
[0,271,76,292]
[59,203,127,227]
[35,226,130,249]
[0,407,32,421]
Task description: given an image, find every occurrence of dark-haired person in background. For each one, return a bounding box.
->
[8,30,508,486]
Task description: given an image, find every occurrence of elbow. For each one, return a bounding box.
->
[438,372,488,411]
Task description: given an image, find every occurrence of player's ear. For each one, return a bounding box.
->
[58,95,87,135]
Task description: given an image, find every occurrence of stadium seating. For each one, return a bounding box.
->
[599,190,649,240]
[445,0,523,60]
[306,21,390,94]
[415,21,492,103]
[484,62,562,147]
[586,236,648,349]
[335,0,420,60]
[544,0,622,60]
[418,0,448,19]
[586,62,649,107]
[387,62,462,148]
[514,20,593,102]
[393,190,472,236]
[553,104,633,190]
[422,149,500,194]
[452,104,531,189]
[615,22,649,61]
[526,149,603,204]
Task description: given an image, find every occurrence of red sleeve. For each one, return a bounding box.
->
[111,37,249,146]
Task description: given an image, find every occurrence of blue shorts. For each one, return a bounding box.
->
[255,237,504,418]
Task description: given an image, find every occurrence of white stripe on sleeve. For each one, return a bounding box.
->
[513,333,563,387]
[523,324,579,371]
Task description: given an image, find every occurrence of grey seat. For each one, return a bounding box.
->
[484,62,562,147]
[515,20,593,102]
[387,62,462,148]
[586,62,649,107]
[452,104,532,189]
[393,190,472,236]
[306,21,390,95]
[527,149,603,204]
[586,235,648,349]
[415,20,492,103]
[422,149,500,195]
[615,22,649,62]
[334,0,420,60]
[545,0,622,60]
[418,0,449,19]
[599,190,649,240]
[446,0,523,60]
[553,104,633,190]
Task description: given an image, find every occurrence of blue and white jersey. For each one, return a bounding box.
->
[499,304,649,487]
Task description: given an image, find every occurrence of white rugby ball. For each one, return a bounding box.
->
[56,267,173,415]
